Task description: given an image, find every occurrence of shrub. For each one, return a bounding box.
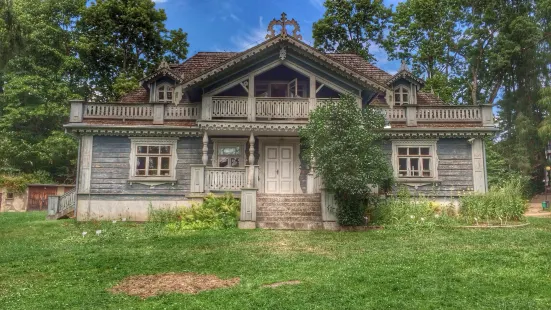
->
[149,193,240,230]
[459,177,527,225]
[368,187,456,229]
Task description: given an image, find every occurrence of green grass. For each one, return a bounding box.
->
[1,212,551,309]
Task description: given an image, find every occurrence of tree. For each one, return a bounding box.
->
[300,95,393,226]
[312,0,391,62]
[76,0,189,101]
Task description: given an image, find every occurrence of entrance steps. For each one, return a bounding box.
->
[256,193,323,230]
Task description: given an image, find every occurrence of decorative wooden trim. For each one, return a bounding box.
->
[65,125,202,137]
[391,139,439,184]
[78,136,93,194]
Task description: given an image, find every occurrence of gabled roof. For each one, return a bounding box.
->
[386,62,425,86]
[177,35,389,92]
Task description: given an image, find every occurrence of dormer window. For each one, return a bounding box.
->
[394,86,409,105]
[157,84,174,102]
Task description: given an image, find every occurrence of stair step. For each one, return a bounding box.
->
[256,221,324,230]
[257,215,322,222]
[257,198,321,204]
[257,210,321,217]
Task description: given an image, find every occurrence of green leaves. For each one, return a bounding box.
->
[312,0,391,62]
[300,94,393,225]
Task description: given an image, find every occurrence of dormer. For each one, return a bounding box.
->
[386,61,425,106]
[140,60,184,104]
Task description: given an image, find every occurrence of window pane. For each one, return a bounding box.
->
[158,91,164,100]
[219,157,229,167]
[148,169,158,176]
[167,91,173,100]
[420,147,430,155]
[399,158,407,171]
[230,158,240,167]
[137,146,147,154]
[136,157,146,169]
[149,157,158,169]
[395,93,401,103]
[403,93,408,103]
[422,158,430,170]
[409,148,419,155]
[148,146,160,154]
[410,158,419,176]
[398,148,407,156]
[161,157,170,169]
[218,146,241,156]
[136,170,146,176]
[160,146,171,154]
[160,170,170,176]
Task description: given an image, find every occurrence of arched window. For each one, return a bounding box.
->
[394,86,409,105]
[157,84,174,102]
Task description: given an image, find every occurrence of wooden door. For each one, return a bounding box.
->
[27,186,57,211]
[264,145,294,194]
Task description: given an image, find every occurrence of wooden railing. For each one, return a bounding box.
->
[83,103,153,119]
[256,98,309,119]
[47,188,76,220]
[212,96,248,118]
[205,167,247,191]
[416,106,481,122]
[164,105,201,120]
[381,108,407,121]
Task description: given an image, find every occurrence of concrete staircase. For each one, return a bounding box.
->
[256,193,323,230]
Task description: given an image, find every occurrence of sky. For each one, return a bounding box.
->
[153,0,403,74]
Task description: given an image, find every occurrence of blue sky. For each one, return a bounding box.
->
[153,0,403,73]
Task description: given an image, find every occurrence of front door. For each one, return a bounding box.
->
[265,145,294,193]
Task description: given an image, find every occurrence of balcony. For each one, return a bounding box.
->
[68,98,494,127]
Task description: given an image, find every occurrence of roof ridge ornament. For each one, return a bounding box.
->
[266,12,303,40]
[158,59,170,70]
[399,60,408,71]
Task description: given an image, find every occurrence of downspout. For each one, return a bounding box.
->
[74,134,82,218]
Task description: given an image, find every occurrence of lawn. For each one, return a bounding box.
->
[1,212,550,309]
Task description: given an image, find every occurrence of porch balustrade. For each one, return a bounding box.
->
[212,96,248,118]
[205,167,247,191]
[255,97,309,119]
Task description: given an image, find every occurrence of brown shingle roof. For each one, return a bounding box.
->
[326,53,392,85]
[172,52,239,82]
[120,88,149,103]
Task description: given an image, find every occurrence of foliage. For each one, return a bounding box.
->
[300,95,393,225]
[0,171,53,193]
[149,193,240,230]
[459,177,528,225]
[312,0,391,62]
[368,187,457,229]
[75,0,189,101]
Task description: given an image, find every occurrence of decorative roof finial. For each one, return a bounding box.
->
[266,12,303,40]
[158,59,170,70]
[400,60,408,71]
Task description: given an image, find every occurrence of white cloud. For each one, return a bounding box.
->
[309,0,325,11]
[153,0,168,3]
[230,16,266,50]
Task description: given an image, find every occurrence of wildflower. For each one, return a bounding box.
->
[112,220,117,224]
[421,217,425,222]
[96,230,102,235]
[410,215,415,219]
[82,231,87,237]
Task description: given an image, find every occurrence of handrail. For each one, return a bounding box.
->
[205,167,247,191]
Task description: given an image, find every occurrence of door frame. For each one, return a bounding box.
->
[258,137,301,194]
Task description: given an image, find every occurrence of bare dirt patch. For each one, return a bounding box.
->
[262,280,301,288]
[109,272,240,298]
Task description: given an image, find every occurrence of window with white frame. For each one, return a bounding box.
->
[129,138,178,180]
[393,140,438,180]
[213,139,247,168]
[394,86,409,105]
[157,84,174,103]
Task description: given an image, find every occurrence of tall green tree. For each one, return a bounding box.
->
[76,0,189,101]
[312,0,391,62]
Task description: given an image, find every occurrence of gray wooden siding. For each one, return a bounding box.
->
[90,136,202,195]
[383,139,474,197]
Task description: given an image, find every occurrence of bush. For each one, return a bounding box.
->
[149,193,240,230]
[459,177,527,225]
[368,187,456,229]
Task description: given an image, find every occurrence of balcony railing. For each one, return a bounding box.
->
[69,98,493,127]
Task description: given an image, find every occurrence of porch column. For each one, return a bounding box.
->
[309,74,316,112]
[191,132,208,193]
[240,131,258,229]
[248,74,256,122]
[307,156,315,194]
[471,138,488,193]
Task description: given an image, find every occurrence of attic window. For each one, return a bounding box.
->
[394,86,409,105]
[157,84,174,103]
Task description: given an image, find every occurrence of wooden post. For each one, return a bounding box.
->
[69,100,84,123]
[321,189,338,230]
[190,165,205,193]
[307,156,315,194]
[153,103,164,125]
[202,132,209,166]
[248,74,256,122]
[309,74,316,112]
[406,105,417,127]
[202,96,212,120]
[247,132,255,187]
[481,104,494,127]
[471,138,488,193]
[47,196,60,217]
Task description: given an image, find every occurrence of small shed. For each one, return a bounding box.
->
[0,184,75,212]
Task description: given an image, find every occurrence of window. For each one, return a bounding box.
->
[157,84,174,103]
[393,140,438,181]
[6,192,14,199]
[213,139,247,168]
[129,138,178,181]
[394,86,409,105]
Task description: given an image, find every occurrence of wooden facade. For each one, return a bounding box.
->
[62,14,497,226]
